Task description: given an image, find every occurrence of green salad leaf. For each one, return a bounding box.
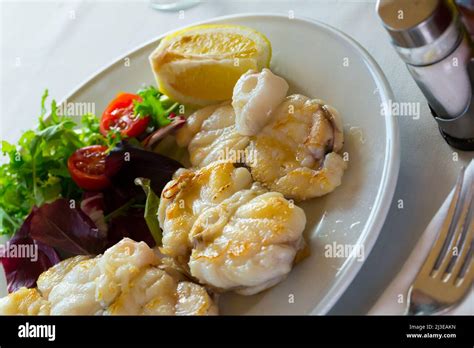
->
[135,177,162,244]
[0,90,104,236]
[133,86,180,128]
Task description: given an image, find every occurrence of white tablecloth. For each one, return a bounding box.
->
[1,0,473,314]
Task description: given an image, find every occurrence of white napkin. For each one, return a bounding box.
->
[370,160,474,315]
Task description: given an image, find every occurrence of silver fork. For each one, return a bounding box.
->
[406,166,474,315]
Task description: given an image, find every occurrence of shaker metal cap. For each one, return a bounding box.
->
[376,0,455,48]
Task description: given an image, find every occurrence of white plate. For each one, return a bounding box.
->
[0,14,399,314]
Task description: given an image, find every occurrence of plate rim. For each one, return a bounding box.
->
[61,13,401,315]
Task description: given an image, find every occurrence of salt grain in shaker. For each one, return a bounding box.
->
[377,0,474,150]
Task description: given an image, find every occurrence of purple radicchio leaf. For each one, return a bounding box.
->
[0,214,60,293]
[141,115,186,150]
[80,192,108,235]
[105,141,182,195]
[106,211,156,249]
[29,198,106,256]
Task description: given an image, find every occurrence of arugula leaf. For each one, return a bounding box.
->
[135,177,162,245]
[133,86,180,128]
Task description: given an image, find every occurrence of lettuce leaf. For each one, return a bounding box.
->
[135,177,162,244]
[133,86,180,128]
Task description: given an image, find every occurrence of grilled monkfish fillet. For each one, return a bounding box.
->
[176,69,346,201]
[232,68,288,136]
[158,161,306,295]
[248,94,346,200]
[176,102,249,168]
[0,238,217,315]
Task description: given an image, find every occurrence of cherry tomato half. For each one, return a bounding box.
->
[100,93,150,138]
[68,145,110,191]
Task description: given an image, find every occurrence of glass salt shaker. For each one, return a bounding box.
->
[377,0,474,150]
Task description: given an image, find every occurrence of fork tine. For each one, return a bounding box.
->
[458,241,474,284]
[435,180,473,278]
[417,167,465,276]
[450,213,474,283]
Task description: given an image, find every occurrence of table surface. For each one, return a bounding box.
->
[1,0,473,314]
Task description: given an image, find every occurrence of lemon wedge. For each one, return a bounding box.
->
[149,24,272,106]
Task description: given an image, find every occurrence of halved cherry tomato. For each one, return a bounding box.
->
[100,93,150,138]
[68,145,110,191]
